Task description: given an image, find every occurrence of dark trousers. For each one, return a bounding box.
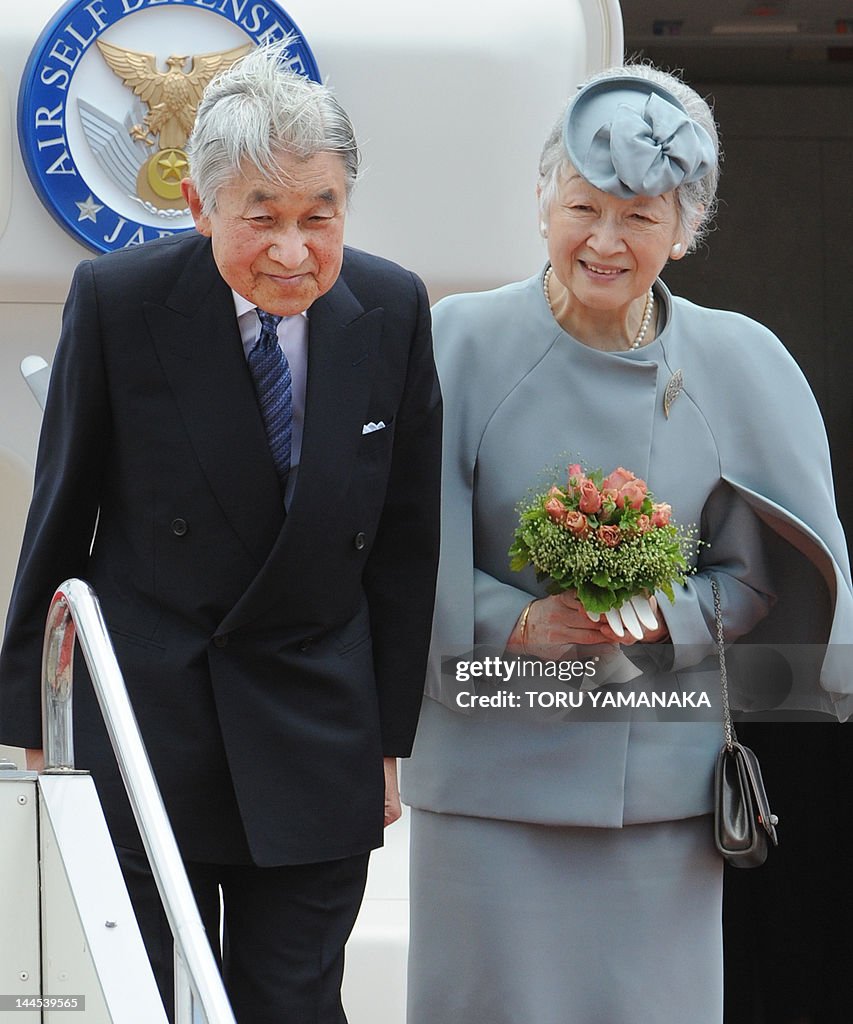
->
[117,846,370,1024]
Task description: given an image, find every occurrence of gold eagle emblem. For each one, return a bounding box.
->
[97,40,253,150]
[96,40,252,209]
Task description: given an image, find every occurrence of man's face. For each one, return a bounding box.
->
[183,149,348,316]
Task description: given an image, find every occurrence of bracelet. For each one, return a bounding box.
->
[518,600,535,654]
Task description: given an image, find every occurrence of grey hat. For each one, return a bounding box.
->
[563,75,717,199]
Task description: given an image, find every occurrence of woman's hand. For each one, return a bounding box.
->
[587,596,663,641]
[506,592,668,660]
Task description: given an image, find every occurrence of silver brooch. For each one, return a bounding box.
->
[664,370,684,419]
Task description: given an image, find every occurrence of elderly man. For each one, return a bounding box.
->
[0,45,440,1023]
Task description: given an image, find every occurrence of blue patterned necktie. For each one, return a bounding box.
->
[248,309,293,491]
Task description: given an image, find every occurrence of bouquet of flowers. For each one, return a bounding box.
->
[509,463,699,616]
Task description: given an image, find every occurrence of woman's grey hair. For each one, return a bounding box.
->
[186,40,360,213]
[538,63,720,251]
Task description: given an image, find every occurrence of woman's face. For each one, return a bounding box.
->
[544,170,687,312]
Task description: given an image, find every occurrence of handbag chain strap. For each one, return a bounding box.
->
[710,576,737,752]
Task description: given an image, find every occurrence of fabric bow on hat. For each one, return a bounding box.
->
[583,92,716,199]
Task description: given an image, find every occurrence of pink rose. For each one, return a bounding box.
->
[578,479,603,514]
[597,524,622,547]
[545,496,567,524]
[651,502,672,528]
[635,514,652,534]
[547,485,563,498]
[615,478,648,511]
[567,463,584,482]
[601,467,648,511]
[564,510,589,538]
[601,467,636,493]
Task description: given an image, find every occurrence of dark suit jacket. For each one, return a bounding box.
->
[0,231,441,867]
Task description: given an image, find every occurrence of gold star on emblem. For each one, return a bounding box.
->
[156,149,188,183]
[76,195,104,223]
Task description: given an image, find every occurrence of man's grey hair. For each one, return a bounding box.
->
[186,40,360,214]
[538,62,720,252]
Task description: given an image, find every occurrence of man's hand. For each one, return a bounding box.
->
[25,748,45,772]
[384,756,401,827]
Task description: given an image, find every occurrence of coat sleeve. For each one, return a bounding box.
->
[0,261,110,748]
[362,271,442,756]
[657,481,776,661]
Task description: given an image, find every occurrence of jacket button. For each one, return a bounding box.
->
[171,518,188,537]
[299,637,314,653]
[213,634,228,649]
[353,531,366,550]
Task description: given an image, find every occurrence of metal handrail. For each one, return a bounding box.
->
[41,577,236,1024]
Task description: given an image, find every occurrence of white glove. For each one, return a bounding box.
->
[585,595,658,640]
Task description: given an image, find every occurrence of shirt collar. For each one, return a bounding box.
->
[231,290,308,321]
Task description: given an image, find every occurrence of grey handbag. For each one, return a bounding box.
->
[710,577,779,868]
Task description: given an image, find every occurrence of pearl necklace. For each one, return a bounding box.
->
[631,287,656,349]
[543,266,655,350]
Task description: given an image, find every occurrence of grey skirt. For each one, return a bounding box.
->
[407,810,722,1024]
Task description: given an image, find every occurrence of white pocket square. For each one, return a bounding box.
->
[362,421,386,434]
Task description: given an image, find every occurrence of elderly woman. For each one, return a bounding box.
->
[402,64,853,1023]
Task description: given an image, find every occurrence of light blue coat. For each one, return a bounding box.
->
[403,269,853,827]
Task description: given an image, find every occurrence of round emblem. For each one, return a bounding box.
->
[18,0,320,254]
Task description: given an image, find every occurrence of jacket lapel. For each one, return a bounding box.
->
[216,271,382,634]
[142,239,285,565]
[289,273,379,525]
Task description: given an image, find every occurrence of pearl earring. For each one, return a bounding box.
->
[671,242,683,257]
[540,221,548,238]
